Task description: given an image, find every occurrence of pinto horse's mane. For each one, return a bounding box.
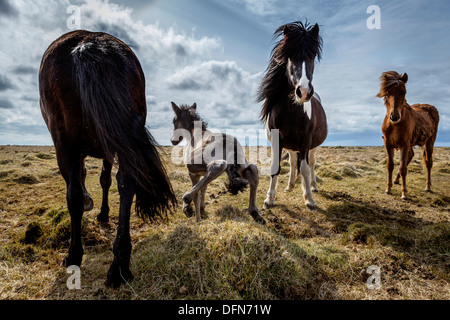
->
[377,71,407,98]
[258,21,323,122]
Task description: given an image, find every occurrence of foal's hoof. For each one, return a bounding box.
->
[284,186,294,193]
[250,210,266,225]
[311,186,319,193]
[183,203,194,218]
[83,192,94,212]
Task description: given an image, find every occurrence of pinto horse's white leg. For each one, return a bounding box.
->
[263,143,281,209]
[285,150,297,192]
[300,155,317,210]
[309,148,319,193]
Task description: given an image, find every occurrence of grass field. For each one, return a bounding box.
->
[0,145,448,300]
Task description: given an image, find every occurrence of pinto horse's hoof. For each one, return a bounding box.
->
[306,201,317,210]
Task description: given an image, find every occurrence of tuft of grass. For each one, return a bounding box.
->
[13,174,39,184]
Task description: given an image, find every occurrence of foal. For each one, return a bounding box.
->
[170,102,265,225]
[377,71,439,200]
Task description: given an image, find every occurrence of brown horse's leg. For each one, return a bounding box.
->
[385,145,394,194]
[394,148,414,184]
[97,159,112,223]
[81,159,94,211]
[242,164,265,224]
[58,151,85,267]
[423,140,434,192]
[399,146,410,200]
[106,169,135,288]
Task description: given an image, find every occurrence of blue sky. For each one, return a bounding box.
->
[0,0,449,146]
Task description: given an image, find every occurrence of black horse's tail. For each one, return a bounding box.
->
[72,39,176,220]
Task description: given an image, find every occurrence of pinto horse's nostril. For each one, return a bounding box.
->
[296,87,301,98]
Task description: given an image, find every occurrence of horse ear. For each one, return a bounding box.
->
[171,102,181,115]
[191,103,197,111]
[310,23,320,38]
[401,73,408,83]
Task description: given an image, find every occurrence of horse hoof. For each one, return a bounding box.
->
[62,255,82,268]
[306,202,317,210]
[250,210,266,225]
[96,213,109,224]
[385,190,392,195]
[183,203,194,218]
[263,200,274,210]
[105,266,134,289]
[284,186,293,192]
[401,196,408,201]
[394,181,400,185]
[311,187,319,193]
[83,193,94,212]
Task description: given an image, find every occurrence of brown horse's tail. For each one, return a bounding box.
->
[72,39,176,220]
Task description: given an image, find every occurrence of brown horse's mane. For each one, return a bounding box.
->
[377,71,407,98]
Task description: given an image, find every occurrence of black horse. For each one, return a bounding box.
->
[258,22,328,210]
[39,30,176,288]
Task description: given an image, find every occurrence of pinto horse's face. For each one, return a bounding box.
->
[286,56,315,104]
[281,23,321,104]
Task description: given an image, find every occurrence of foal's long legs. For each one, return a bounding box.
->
[97,159,112,223]
[183,160,227,222]
[57,150,85,267]
[106,169,135,288]
[242,164,266,224]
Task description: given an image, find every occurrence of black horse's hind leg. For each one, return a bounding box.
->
[106,169,134,288]
[97,159,112,223]
[58,151,85,267]
[81,159,94,212]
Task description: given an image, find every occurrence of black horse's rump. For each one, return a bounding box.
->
[39,30,176,288]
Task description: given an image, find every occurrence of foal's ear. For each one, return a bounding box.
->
[310,23,320,38]
[401,73,408,83]
[171,102,181,115]
[191,103,197,111]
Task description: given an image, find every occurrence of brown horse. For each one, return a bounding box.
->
[377,71,439,200]
[39,30,176,288]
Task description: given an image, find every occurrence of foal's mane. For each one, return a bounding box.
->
[377,71,407,98]
[179,104,208,131]
[258,22,323,122]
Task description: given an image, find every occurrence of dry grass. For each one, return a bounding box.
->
[0,145,448,300]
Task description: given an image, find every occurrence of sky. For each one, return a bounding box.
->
[0,0,449,146]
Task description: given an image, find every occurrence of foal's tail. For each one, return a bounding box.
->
[72,40,176,220]
[225,137,248,195]
[225,164,248,195]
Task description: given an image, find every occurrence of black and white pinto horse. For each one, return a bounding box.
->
[258,22,328,210]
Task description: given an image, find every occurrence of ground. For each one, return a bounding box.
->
[0,145,448,300]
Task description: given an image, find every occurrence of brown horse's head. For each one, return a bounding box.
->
[377,71,408,124]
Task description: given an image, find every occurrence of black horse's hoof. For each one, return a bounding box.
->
[105,269,134,289]
[62,255,82,268]
[96,213,109,224]
[83,192,94,212]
